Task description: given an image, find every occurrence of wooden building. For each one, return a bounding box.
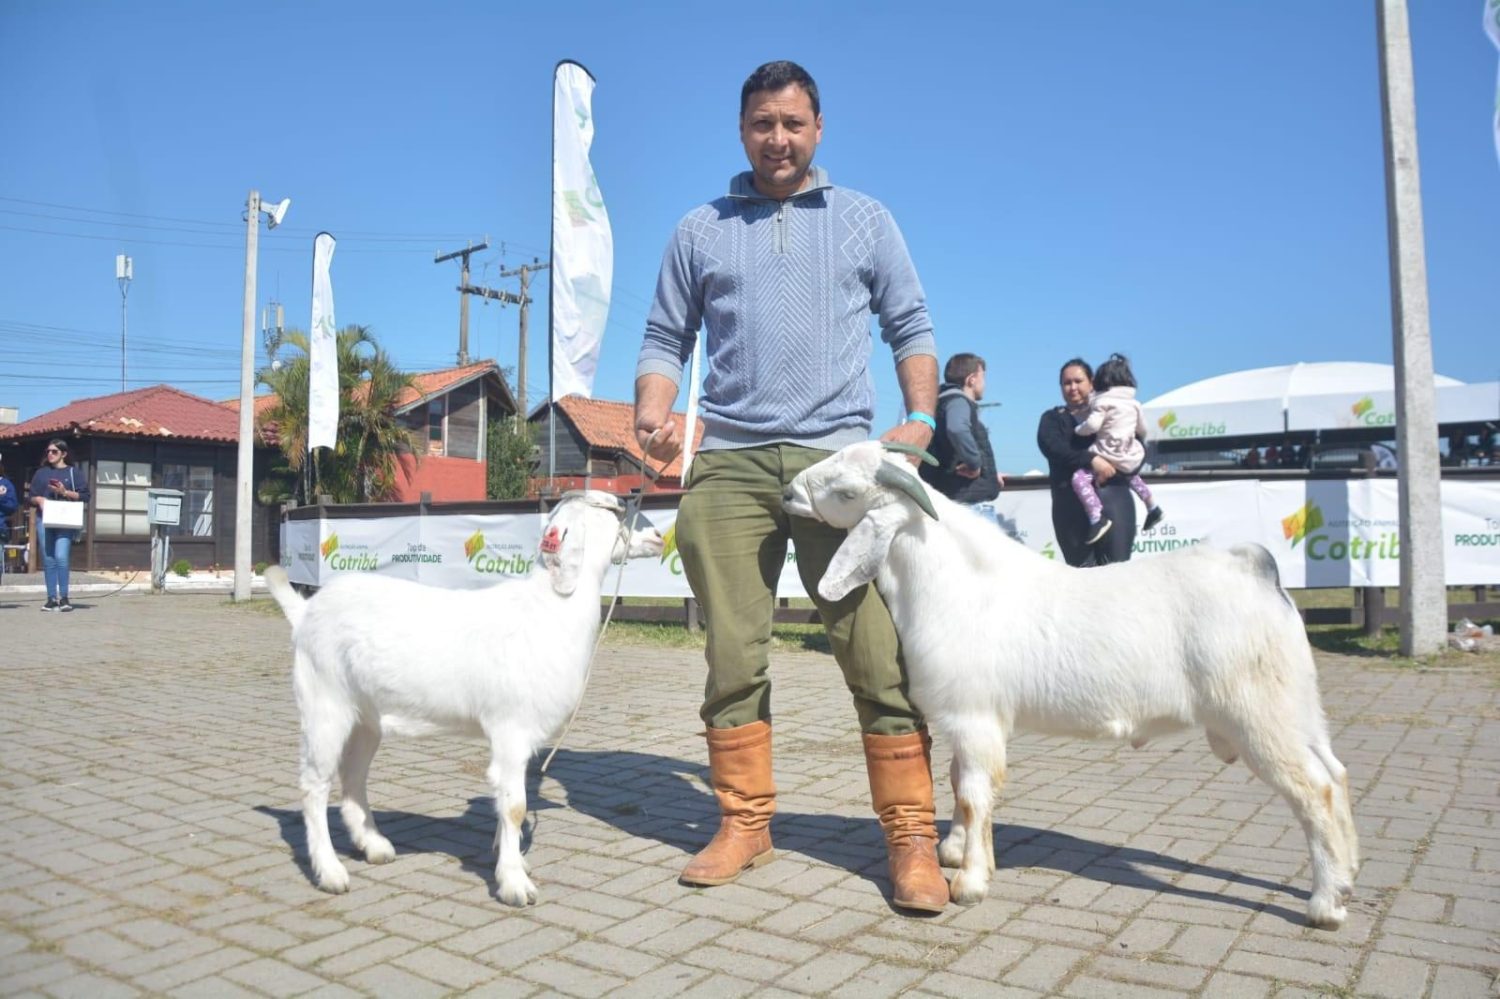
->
[529,395,701,494]
[0,385,279,572]
[390,361,517,501]
[242,360,518,503]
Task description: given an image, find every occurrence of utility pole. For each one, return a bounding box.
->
[499,259,549,420]
[434,240,488,366]
[235,189,289,603]
[1376,0,1445,656]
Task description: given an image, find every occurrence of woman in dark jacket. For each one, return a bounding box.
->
[1036,358,1137,567]
[0,456,17,544]
[29,438,90,611]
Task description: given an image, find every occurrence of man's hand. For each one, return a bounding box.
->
[634,373,684,465]
[878,421,935,465]
[636,418,684,464]
[1091,455,1116,482]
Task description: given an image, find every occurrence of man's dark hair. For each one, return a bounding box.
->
[741,61,820,118]
[944,353,985,386]
[1059,357,1093,382]
[1093,353,1137,392]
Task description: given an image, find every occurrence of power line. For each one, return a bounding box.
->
[0,196,511,241]
[0,223,471,254]
[0,208,522,247]
[0,374,243,386]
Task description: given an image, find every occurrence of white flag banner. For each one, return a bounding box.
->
[308,232,339,452]
[1487,0,1500,165]
[550,61,613,400]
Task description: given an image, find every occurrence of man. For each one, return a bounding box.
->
[634,60,947,912]
[920,353,1001,504]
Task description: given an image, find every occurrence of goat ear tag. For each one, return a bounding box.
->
[540,527,565,554]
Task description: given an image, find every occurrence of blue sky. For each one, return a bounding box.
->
[2,1,1496,474]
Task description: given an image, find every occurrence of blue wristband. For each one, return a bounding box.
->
[907,411,936,431]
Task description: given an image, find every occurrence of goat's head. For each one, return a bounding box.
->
[783,442,938,602]
[538,490,665,595]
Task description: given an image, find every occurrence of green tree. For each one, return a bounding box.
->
[256,325,421,504]
[487,417,538,499]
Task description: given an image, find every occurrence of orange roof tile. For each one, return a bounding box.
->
[0,385,249,444]
[395,360,502,410]
[220,393,282,421]
[553,395,704,479]
[222,361,511,416]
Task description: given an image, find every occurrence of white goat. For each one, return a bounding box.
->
[783,442,1359,928]
[264,491,663,906]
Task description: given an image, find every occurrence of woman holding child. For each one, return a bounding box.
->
[1036,357,1139,567]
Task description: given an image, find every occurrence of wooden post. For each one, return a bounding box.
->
[1362,587,1387,637]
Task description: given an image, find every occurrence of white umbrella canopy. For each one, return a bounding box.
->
[1141,362,1490,443]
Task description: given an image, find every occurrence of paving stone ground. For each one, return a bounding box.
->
[1,590,1496,998]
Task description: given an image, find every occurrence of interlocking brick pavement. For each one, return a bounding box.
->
[1,590,1497,997]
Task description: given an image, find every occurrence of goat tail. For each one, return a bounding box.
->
[263,565,307,629]
[1230,543,1296,613]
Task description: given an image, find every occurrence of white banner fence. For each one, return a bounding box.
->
[282,477,1500,595]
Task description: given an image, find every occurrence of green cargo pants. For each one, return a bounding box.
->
[674,444,922,735]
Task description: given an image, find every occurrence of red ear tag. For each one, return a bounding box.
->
[540,527,565,554]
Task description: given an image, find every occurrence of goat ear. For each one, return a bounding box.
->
[818,509,898,602]
[543,520,584,595]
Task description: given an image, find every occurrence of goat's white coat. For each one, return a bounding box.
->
[784,443,1360,928]
[265,493,663,906]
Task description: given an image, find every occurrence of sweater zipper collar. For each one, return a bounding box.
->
[727,168,829,254]
[726,166,831,202]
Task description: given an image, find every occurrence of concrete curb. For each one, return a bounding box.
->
[0,577,269,596]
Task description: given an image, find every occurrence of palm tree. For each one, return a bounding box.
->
[257,325,421,503]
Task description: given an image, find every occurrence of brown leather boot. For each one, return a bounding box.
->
[680,720,775,886]
[864,730,949,913]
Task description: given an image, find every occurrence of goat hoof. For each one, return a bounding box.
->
[498,876,538,908]
[315,866,350,894]
[363,837,396,865]
[948,869,989,906]
[1306,891,1346,929]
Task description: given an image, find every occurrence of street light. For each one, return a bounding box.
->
[234,189,290,602]
[115,254,132,392]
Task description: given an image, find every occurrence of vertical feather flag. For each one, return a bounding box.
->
[550,61,613,401]
[1487,0,1500,165]
[308,232,338,452]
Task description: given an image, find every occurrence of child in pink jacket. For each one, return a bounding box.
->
[1072,353,1164,544]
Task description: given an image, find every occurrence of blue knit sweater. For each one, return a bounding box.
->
[636,167,937,452]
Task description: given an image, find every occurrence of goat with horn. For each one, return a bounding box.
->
[783,442,1359,928]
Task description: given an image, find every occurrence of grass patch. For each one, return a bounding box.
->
[1304,625,1402,657]
[1307,623,1500,669]
[227,596,287,617]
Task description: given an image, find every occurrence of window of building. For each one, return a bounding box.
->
[427,398,446,456]
[161,464,214,537]
[93,460,153,536]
